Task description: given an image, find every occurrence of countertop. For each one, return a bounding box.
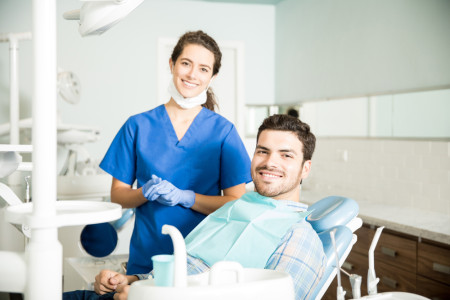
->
[301,190,450,246]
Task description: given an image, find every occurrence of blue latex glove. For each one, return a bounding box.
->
[142,175,163,201]
[143,175,195,208]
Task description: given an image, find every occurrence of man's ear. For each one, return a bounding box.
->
[169,58,173,73]
[300,160,312,181]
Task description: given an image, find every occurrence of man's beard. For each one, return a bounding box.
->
[252,166,302,198]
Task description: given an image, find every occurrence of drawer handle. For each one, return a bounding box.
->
[381,276,397,289]
[342,262,353,271]
[381,246,397,257]
[432,262,450,275]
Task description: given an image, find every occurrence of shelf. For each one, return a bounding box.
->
[0,144,33,152]
[5,200,122,228]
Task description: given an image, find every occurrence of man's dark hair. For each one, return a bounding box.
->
[256,114,316,161]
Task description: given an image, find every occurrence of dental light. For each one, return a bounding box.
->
[63,0,144,37]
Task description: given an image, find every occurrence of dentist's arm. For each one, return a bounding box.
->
[191,183,246,215]
[110,178,148,208]
[142,175,245,214]
[111,177,246,214]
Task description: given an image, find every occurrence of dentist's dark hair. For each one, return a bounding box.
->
[171,30,222,112]
[257,114,316,162]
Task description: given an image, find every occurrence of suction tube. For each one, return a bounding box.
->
[161,225,187,287]
[367,226,384,295]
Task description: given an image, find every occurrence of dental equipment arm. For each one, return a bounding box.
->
[330,229,346,300]
[0,180,31,238]
[340,265,362,299]
[0,182,22,206]
[161,225,187,287]
[367,226,384,295]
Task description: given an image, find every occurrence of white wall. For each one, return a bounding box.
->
[0,0,275,160]
[275,0,450,214]
[275,0,450,102]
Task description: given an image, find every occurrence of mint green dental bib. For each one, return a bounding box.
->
[185,192,310,268]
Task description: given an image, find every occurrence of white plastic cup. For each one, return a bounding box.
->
[151,254,174,287]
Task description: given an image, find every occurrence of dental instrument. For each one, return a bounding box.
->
[339,266,362,299]
[368,226,384,295]
[161,224,188,287]
[330,228,346,300]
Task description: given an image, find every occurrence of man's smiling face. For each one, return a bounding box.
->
[251,129,311,201]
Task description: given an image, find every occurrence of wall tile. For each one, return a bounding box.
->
[412,194,430,211]
[422,183,441,200]
[382,140,415,154]
[430,141,448,156]
[413,141,431,155]
[310,138,449,215]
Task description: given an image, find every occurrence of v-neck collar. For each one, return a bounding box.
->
[161,105,205,146]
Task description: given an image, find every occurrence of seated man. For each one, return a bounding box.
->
[64,114,326,300]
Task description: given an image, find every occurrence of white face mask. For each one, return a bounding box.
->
[168,78,208,109]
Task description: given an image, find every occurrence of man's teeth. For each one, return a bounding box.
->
[263,173,279,178]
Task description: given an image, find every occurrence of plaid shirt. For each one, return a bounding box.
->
[137,200,326,300]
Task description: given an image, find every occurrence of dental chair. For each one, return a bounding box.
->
[306,196,362,300]
[127,195,362,300]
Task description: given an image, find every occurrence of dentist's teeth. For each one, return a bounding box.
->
[183,81,196,87]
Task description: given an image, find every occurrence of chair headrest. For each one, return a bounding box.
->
[306,196,359,233]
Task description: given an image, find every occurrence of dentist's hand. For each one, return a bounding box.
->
[142,175,195,208]
[142,175,163,201]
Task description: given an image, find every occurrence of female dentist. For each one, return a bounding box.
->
[99,30,252,275]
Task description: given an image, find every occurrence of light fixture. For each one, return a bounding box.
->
[63,0,144,37]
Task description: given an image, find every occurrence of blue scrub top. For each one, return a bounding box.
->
[99,105,252,274]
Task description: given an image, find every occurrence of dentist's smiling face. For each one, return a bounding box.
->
[170,44,215,99]
[251,129,311,201]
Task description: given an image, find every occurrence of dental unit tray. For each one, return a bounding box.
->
[6,201,121,229]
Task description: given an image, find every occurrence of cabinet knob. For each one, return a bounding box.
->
[381,246,397,257]
[381,276,398,289]
[432,262,450,275]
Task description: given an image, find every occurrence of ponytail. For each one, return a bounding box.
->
[203,88,218,112]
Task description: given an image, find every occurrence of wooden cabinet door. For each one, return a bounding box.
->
[418,242,450,286]
[375,260,417,293]
[353,225,374,255]
[416,275,450,300]
[375,231,417,273]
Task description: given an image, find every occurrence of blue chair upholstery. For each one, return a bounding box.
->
[306,196,360,300]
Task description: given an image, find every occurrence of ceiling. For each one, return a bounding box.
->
[191,0,284,5]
